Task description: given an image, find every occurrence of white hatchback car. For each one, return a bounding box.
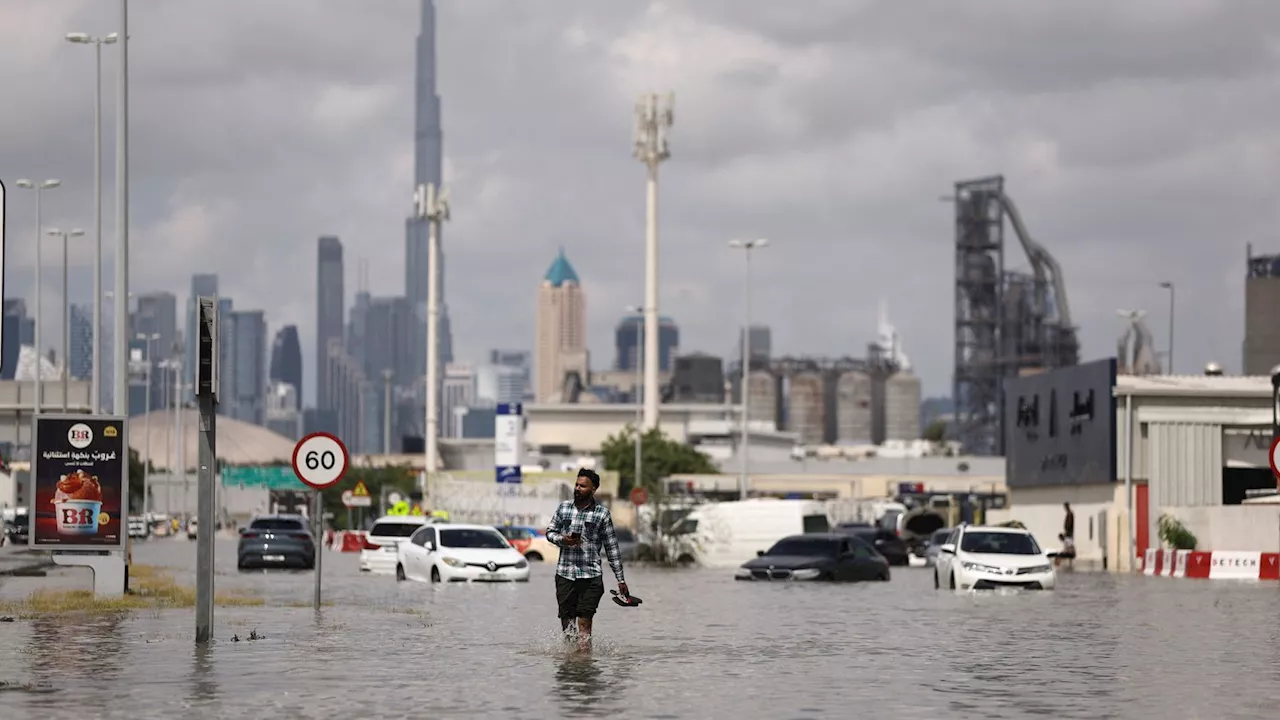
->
[934,525,1056,591]
[359,516,431,574]
[395,523,530,583]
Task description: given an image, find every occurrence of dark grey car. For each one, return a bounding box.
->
[237,515,315,570]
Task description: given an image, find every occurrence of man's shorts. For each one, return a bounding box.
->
[555,575,605,620]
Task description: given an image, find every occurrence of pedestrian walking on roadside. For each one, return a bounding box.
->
[545,468,629,652]
[1062,502,1075,540]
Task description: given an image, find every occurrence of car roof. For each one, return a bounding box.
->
[777,533,846,542]
[434,523,505,532]
[960,525,1030,535]
[371,516,430,525]
[250,514,306,521]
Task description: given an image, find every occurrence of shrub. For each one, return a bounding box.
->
[1157,514,1198,550]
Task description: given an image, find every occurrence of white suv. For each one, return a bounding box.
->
[934,525,1056,591]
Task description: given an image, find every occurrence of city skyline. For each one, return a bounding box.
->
[1,2,1275,401]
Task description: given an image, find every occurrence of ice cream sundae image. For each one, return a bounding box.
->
[52,469,104,535]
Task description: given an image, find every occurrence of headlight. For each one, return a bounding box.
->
[515,560,528,569]
[442,557,467,568]
[734,567,753,579]
[791,568,822,580]
[1025,565,1052,574]
[962,562,1004,574]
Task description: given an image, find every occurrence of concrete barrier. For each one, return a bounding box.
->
[325,530,366,552]
[1142,549,1280,580]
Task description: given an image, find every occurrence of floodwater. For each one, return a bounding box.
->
[1,540,1279,719]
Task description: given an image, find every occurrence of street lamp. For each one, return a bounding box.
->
[15,179,62,415]
[113,0,132,424]
[66,31,117,414]
[47,228,86,411]
[137,332,159,513]
[1159,281,1175,374]
[625,304,644,493]
[728,238,769,500]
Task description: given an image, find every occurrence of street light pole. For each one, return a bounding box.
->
[47,228,85,411]
[66,32,117,414]
[113,0,131,420]
[728,238,769,500]
[633,93,673,431]
[413,182,449,494]
[1159,281,1175,374]
[15,179,61,417]
[626,305,644,492]
[139,333,158,513]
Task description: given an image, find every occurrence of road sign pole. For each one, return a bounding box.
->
[313,490,323,610]
[194,296,219,645]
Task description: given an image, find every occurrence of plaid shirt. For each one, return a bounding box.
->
[546,499,625,584]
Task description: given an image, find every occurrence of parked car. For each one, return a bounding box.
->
[4,513,29,546]
[237,515,316,570]
[127,516,150,539]
[833,523,911,566]
[665,499,832,567]
[933,525,1056,591]
[735,533,890,582]
[615,526,641,561]
[396,523,530,583]
[922,527,953,566]
[360,515,432,574]
[495,525,560,563]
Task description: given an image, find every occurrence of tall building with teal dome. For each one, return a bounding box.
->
[536,248,588,401]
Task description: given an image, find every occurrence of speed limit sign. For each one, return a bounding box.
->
[292,432,350,490]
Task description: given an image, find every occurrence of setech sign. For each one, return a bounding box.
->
[1004,358,1117,487]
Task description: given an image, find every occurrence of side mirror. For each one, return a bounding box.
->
[756,550,765,557]
[425,542,436,552]
[939,543,956,555]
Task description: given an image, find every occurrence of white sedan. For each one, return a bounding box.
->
[360,516,432,574]
[934,525,1056,591]
[396,523,530,583]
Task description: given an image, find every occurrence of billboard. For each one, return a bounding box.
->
[30,415,128,550]
[1004,358,1116,487]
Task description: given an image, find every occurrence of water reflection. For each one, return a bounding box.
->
[187,643,219,709]
[25,613,128,688]
[553,653,608,717]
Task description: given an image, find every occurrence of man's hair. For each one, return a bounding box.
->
[578,468,600,489]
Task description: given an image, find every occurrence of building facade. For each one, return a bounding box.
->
[269,325,302,410]
[535,249,588,403]
[614,314,679,372]
[316,236,345,412]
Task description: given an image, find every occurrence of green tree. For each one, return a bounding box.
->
[128,448,147,510]
[318,464,418,528]
[923,419,947,443]
[601,426,719,497]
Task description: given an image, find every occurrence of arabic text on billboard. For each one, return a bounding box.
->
[1004,358,1117,488]
[31,415,128,549]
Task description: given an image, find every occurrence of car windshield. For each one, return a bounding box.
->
[249,518,305,531]
[368,522,423,538]
[960,531,1041,555]
[766,538,839,557]
[440,528,509,549]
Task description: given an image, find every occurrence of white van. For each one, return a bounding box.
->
[663,499,831,568]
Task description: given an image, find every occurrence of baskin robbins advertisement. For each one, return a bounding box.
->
[30,415,128,550]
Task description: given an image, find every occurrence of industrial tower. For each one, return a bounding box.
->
[951,175,1080,457]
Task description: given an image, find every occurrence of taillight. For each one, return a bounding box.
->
[241,532,259,539]
[362,537,381,550]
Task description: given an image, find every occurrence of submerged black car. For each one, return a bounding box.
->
[237,514,316,570]
[833,524,911,566]
[735,533,890,582]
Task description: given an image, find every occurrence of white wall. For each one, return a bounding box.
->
[988,483,1127,570]
[1163,505,1280,552]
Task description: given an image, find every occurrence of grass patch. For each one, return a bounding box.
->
[0,564,264,618]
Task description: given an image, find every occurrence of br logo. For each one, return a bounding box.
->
[62,507,96,526]
[67,423,94,449]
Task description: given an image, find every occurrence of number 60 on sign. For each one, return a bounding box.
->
[292,432,350,490]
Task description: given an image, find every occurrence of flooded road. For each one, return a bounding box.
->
[0,538,1277,719]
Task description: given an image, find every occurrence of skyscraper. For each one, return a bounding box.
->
[269,325,303,410]
[69,304,93,380]
[2,300,35,381]
[405,0,452,418]
[225,310,268,425]
[615,314,679,372]
[535,249,588,402]
[316,236,345,410]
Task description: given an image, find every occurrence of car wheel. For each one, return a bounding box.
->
[676,554,695,567]
[395,564,406,582]
[430,566,441,583]
[880,570,891,581]
[949,572,957,590]
[525,551,543,562]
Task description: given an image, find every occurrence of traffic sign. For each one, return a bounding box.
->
[1270,436,1280,483]
[291,432,349,490]
[352,480,370,497]
[342,489,371,508]
[629,487,649,506]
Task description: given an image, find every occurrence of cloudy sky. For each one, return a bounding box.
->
[2,0,1277,404]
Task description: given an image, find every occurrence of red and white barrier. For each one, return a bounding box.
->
[1141,548,1280,580]
[325,530,366,552]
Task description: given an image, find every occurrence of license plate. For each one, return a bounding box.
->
[263,554,285,562]
[480,573,503,581]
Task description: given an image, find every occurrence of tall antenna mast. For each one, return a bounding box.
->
[632,91,674,431]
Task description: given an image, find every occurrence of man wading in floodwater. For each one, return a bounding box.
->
[546,469,628,651]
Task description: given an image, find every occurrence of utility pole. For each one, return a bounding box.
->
[632,92,673,431]
[729,239,769,500]
[414,183,449,497]
[194,297,219,645]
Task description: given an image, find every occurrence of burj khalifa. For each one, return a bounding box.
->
[406,0,452,430]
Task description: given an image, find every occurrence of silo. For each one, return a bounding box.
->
[787,372,825,444]
[746,369,778,430]
[835,370,873,444]
[884,371,923,441]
